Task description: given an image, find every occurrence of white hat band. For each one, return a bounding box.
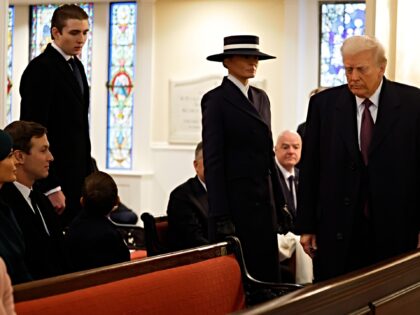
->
[223,43,259,50]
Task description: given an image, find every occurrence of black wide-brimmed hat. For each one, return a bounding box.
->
[207,35,276,62]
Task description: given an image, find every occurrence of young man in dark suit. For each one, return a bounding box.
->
[0,121,67,280]
[202,35,284,282]
[19,4,93,227]
[167,142,209,251]
[297,35,420,281]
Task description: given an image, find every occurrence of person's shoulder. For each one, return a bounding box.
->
[202,84,224,100]
[170,177,195,197]
[249,85,265,94]
[389,80,420,94]
[23,50,54,76]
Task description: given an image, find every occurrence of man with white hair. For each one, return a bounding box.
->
[297,35,420,281]
[275,130,313,284]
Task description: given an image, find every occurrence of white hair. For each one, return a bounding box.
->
[341,35,387,66]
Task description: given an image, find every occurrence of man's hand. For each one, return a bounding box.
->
[48,191,66,215]
[300,234,317,258]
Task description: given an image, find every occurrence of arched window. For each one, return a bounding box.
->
[6,5,14,124]
[319,1,366,87]
[106,2,137,170]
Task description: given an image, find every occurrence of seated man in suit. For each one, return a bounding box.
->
[167,142,209,251]
[0,121,68,280]
[274,130,313,284]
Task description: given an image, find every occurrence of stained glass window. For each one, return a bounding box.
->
[106,2,137,169]
[319,1,366,87]
[6,6,14,123]
[30,3,94,85]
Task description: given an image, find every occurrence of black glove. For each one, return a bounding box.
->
[208,215,235,242]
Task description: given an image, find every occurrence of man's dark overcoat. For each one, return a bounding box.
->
[297,78,420,281]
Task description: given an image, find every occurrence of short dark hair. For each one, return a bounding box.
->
[51,4,88,39]
[82,171,118,216]
[195,141,203,160]
[4,121,47,154]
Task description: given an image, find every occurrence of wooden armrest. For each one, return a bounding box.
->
[227,236,303,306]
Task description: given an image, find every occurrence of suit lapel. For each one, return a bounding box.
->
[335,87,361,162]
[45,45,85,102]
[369,79,400,156]
[221,78,269,127]
[277,165,296,215]
[3,183,35,217]
[189,177,208,219]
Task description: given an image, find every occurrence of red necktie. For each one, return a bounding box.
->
[360,99,374,165]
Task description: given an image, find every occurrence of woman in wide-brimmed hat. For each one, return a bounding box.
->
[201,35,284,285]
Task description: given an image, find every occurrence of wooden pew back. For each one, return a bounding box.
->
[14,242,231,302]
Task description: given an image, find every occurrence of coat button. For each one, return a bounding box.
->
[336,233,344,240]
[343,197,351,206]
[350,162,356,170]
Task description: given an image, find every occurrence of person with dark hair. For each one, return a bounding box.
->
[202,35,285,283]
[0,129,32,284]
[167,142,209,250]
[0,121,68,280]
[90,157,138,225]
[65,171,130,272]
[20,4,93,227]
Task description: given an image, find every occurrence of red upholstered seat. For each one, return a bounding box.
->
[130,250,147,260]
[15,255,246,315]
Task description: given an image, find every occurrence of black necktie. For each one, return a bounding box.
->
[360,98,374,165]
[287,175,296,215]
[247,89,253,103]
[29,190,50,235]
[68,57,84,95]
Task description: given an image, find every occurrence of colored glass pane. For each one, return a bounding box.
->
[6,6,14,123]
[107,2,137,169]
[320,2,366,87]
[30,3,94,85]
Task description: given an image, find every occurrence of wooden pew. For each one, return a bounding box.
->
[236,249,420,315]
[14,241,231,302]
[13,237,302,314]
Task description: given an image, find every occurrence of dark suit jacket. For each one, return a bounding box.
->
[201,77,282,282]
[277,165,299,223]
[297,78,420,281]
[20,43,93,226]
[65,211,130,272]
[0,197,32,284]
[167,176,209,250]
[0,183,67,280]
